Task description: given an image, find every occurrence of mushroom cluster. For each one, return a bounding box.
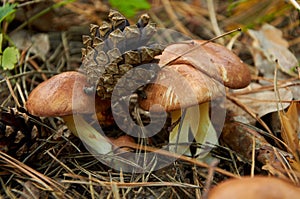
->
[25,39,251,163]
[25,9,251,166]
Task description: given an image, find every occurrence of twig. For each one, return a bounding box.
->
[226,31,241,50]
[207,0,224,44]
[63,173,201,188]
[0,71,57,84]
[45,149,75,175]
[161,0,195,38]
[0,151,67,198]
[289,0,300,10]
[27,58,48,81]
[231,81,300,96]
[16,82,26,106]
[202,159,219,199]
[251,136,255,176]
[119,142,237,178]
[273,147,299,184]
[160,28,241,69]
[192,165,202,199]
[226,94,274,135]
[274,60,284,114]
[5,78,21,108]
[61,32,71,72]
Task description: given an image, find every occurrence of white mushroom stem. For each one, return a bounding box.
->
[169,102,218,159]
[63,114,139,172]
[63,114,113,155]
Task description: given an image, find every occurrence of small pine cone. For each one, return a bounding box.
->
[0,107,39,157]
[80,10,164,100]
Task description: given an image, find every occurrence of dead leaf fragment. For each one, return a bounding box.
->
[248,24,298,77]
[280,101,300,162]
[233,83,293,117]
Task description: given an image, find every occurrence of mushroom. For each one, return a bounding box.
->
[207,176,300,199]
[25,71,129,154]
[139,40,251,158]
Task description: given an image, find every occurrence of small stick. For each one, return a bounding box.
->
[207,0,224,45]
[28,58,48,81]
[202,159,219,199]
[251,136,256,177]
[121,142,238,178]
[5,78,21,108]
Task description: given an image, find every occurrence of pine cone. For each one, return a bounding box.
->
[80,10,163,100]
[79,10,169,146]
[0,107,39,157]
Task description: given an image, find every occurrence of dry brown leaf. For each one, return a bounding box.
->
[233,83,293,117]
[221,121,269,161]
[248,24,298,78]
[221,121,290,175]
[280,101,300,162]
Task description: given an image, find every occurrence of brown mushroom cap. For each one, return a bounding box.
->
[26,71,110,117]
[139,40,251,111]
[158,40,251,89]
[139,64,223,112]
[208,176,300,199]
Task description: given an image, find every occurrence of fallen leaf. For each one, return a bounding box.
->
[248,24,298,78]
[280,101,300,162]
[221,121,290,174]
[233,82,293,117]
